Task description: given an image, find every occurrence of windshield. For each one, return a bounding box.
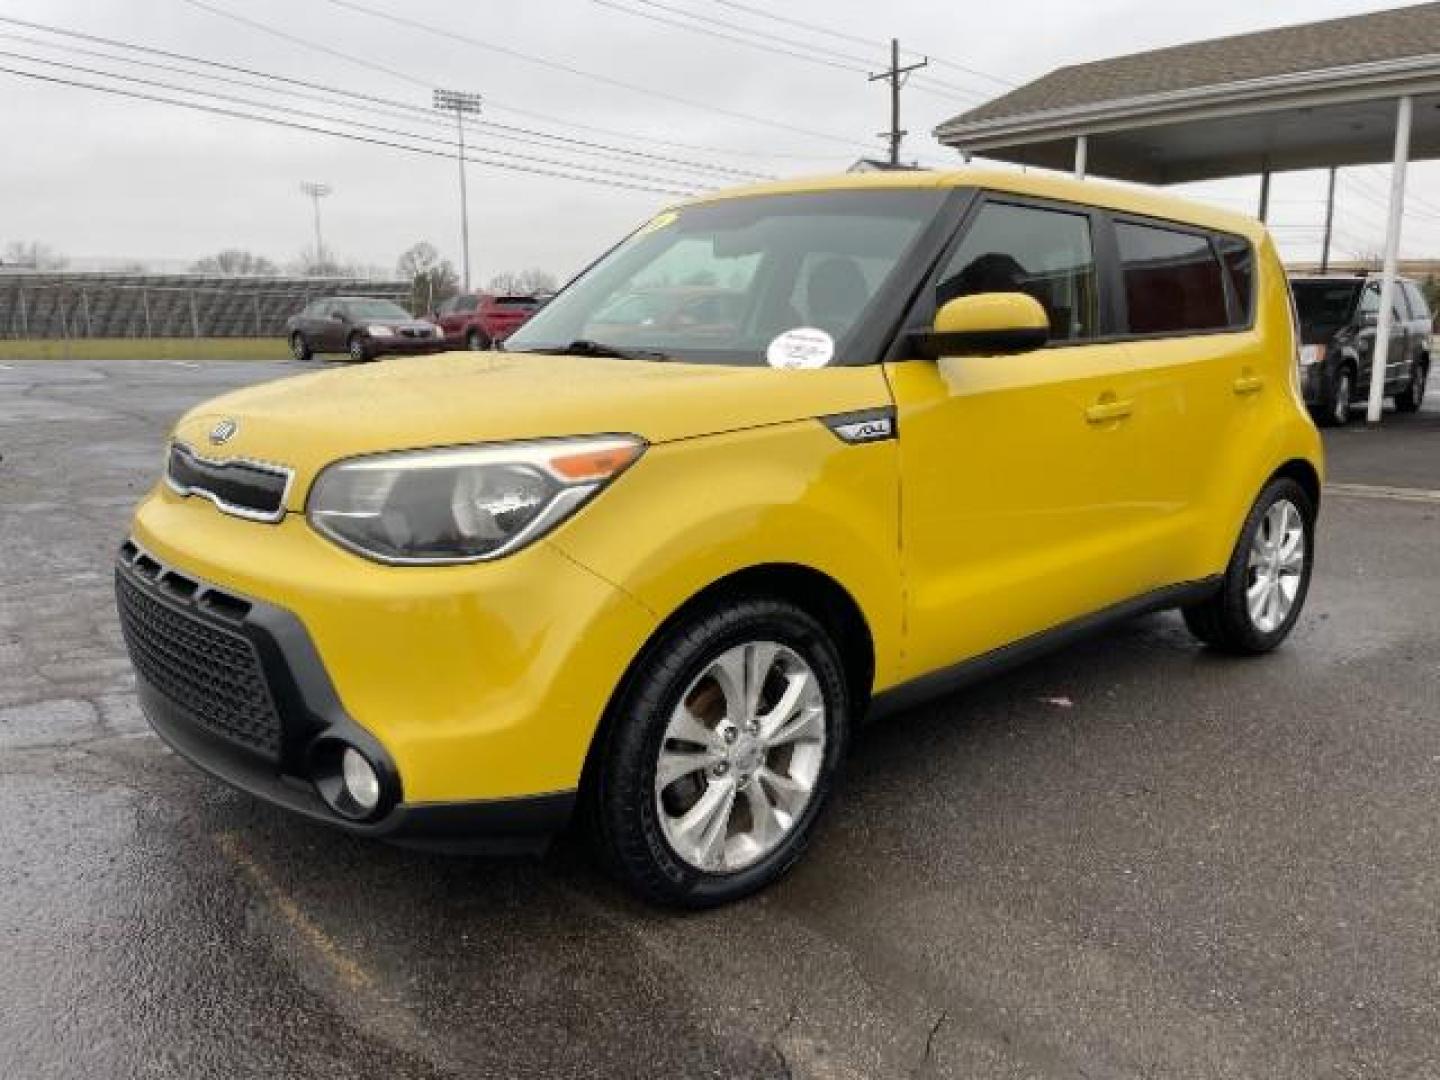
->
[504,189,947,366]
[1291,281,1361,328]
[344,299,412,320]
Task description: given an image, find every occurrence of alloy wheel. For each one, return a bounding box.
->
[655,641,826,873]
[1246,498,1305,634]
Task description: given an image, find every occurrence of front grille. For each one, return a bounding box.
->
[116,565,282,760]
[166,442,290,522]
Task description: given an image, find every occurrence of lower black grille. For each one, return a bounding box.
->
[116,568,282,759]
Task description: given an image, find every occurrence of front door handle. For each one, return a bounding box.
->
[1085,397,1134,424]
[1233,374,1265,395]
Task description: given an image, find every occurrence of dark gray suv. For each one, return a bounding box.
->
[1291,275,1432,426]
[286,297,446,363]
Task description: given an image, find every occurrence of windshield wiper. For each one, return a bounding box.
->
[508,338,673,361]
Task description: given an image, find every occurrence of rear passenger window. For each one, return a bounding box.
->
[1215,235,1254,324]
[1404,282,1431,322]
[936,201,1099,341]
[1117,222,1228,334]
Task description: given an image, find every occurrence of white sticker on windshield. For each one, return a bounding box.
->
[765,327,834,370]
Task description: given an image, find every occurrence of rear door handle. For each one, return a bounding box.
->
[1085,398,1134,424]
[1233,374,1265,395]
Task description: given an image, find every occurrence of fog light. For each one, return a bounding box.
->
[341,747,381,812]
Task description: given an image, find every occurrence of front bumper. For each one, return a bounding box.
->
[115,542,576,852]
[372,336,447,356]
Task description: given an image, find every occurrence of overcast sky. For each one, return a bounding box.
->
[2,0,1437,282]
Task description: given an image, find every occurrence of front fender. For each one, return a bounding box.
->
[549,419,905,691]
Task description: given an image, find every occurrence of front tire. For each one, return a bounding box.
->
[1315,365,1353,428]
[586,597,850,908]
[1394,361,1428,414]
[1182,478,1315,655]
[346,334,371,363]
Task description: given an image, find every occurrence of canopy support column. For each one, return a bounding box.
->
[1074,135,1087,180]
[1367,94,1413,425]
[1320,167,1337,274]
[1257,164,1271,222]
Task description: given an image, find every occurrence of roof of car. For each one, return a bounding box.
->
[687,168,1266,242]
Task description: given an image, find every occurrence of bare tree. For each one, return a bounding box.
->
[3,240,68,270]
[292,245,354,278]
[397,242,459,314]
[487,267,557,295]
[189,249,279,275]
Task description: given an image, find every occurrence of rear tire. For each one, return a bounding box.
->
[1315,365,1353,428]
[586,597,850,909]
[289,333,313,362]
[1182,478,1315,655]
[466,328,491,351]
[1394,361,1428,414]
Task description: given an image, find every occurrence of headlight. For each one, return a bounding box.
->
[306,435,645,564]
[368,325,396,338]
[1299,344,1324,366]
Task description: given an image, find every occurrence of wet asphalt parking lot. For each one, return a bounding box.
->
[2,358,1438,1079]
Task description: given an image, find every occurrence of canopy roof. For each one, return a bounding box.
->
[935,3,1440,183]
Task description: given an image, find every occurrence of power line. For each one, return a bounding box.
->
[0,62,699,196]
[590,0,869,75]
[0,15,768,181]
[604,0,879,70]
[705,0,1016,89]
[0,48,709,192]
[309,0,872,150]
[592,0,985,105]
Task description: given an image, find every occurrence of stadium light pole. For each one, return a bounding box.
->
[433,88,482,292]
[300,181,332,267]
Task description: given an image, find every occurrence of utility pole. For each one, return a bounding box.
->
[434,88,483,292]
[869,39,927,168]
[300,181,332,269]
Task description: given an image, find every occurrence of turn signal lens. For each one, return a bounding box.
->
[549,442,644,481]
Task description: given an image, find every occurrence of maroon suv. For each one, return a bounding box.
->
[433,293,541,349]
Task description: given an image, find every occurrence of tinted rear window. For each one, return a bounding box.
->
[1215,235,1254,324]
[1117,222,1228,334]
[495,296,539,308]
[1292,281,1361,327]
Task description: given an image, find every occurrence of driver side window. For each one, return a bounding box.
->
[934,201,1099,342]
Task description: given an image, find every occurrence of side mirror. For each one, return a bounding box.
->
[914,293,1050,359]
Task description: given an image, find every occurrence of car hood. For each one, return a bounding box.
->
[172,351,890,508]
[359,318,438,331]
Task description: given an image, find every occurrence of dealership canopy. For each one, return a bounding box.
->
[935,2,1440,421]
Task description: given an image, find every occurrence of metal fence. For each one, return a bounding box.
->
[0,272,411,339]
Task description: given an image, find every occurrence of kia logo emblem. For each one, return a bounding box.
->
[209,418,239,445]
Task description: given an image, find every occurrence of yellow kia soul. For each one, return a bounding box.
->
[117,171,1322,907]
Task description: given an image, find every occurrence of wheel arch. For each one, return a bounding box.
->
[1270,457,1322,513]
[577,562,876,799]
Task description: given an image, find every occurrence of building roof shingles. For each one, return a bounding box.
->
[949,2,1440,126]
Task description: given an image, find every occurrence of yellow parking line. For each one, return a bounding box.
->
[212,831,373,993]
